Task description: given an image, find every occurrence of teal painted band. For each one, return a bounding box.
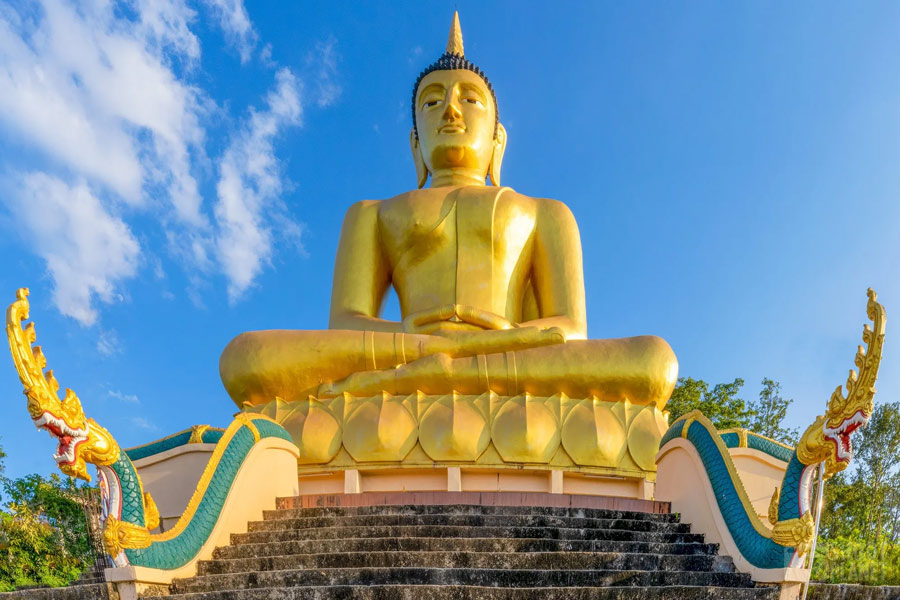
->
[114,452,145,527]
[683,421,793,568]
[777,456,805,522]
[746,433,794,463]
[720,431,740,447]
[125,428,226,462]
[659,420,684,448]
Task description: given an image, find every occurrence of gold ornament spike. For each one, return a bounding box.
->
[768,487,780,525]
[796,288,886,479]
[6,288,120,481]
[772,512,815,557]
[446,11,464,56]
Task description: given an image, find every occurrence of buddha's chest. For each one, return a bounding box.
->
[377,188,536,273]
[377,188,537,314]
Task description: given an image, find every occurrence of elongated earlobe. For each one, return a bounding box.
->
[488,123,507,186]
[409,129,428,188]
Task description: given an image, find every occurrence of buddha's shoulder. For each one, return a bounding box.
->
[340,188,574,220]
[497,190,576,224]
[371,187,561,208]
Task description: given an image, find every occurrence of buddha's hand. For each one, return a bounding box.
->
[402,304,515,334]
[446,326,566,357]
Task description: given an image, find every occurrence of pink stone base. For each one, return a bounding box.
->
[276,491,670,514]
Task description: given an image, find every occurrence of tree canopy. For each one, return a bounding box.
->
[0,440,95,591]
[666,376,797,443]
[815,401,900,584]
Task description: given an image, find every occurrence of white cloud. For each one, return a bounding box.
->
[130,417,159,432]
[9,174,140,326]
[109,390,140,404]
[0,0,339,324]
[309,36,341,108]
[214,68,303,301]
[0,0,206,223]
[135,0,201,60]
[201,0,257,63]
[97,329,122,356]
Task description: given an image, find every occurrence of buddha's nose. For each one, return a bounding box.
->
[442,100,462,122]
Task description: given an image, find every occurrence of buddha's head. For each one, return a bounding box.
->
[410,12,507,188]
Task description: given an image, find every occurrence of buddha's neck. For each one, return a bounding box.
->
[429,168,487,188]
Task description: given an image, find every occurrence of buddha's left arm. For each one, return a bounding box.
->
[522,199,588,340]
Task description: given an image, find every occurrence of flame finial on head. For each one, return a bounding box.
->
[446,11,464,56]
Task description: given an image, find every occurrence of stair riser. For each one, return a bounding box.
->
[230,526,705,546]
[165,586,779,600]
[172,568,753,593]
[264,505,678,523]
[248,515,690,533]
[214,537,720,560]
[197,551,734,576]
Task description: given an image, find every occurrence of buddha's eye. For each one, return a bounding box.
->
[423,99,442,109]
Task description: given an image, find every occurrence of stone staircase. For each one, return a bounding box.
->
[164,500,779,599]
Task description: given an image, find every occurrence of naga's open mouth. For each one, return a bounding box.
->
[33,412,89,466]
[823,410,869,462]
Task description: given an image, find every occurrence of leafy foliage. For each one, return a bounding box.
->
[812,402,900,584]
[747,378,798,445]
[667,376,798,445]
[666,377,753,430]
[813,535,900,585]
[0,442,94,591]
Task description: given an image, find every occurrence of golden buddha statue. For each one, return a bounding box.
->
[220,13,678,417]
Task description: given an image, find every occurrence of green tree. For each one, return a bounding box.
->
[0,446,94,591]
[667,376,753,429]
[747,378,798,445]
[816,401,900,584]
[853,402,900,547]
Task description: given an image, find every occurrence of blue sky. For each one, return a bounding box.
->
[1,1,899,481]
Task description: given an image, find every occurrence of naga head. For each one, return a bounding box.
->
[797,289,884,478]
[6,288,119,481]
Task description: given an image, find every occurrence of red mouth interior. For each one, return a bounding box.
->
[833,413,866,461]
[42,421,75,463]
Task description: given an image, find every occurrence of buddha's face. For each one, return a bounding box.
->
[414,69,497,178]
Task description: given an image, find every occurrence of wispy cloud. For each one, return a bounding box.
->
[0,0,338,325]
[96,329,123,356]
[214,68,303,302]
[309,36,341,108]
[7,175,139,326]
[130,417,160,432]
[0,0,206,221]
[201,0,257,63]
[109,390,140,404]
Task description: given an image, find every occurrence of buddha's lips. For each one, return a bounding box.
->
[440,123,465,133]
[32,411,89,465]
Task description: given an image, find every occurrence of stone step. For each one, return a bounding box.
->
[197,550,736,576]
[214,535,720,560]
[167,585,779,600]
[264,503,679,523]
[247,513,691,534]
[171,567,753,594]
[230,524,705,546]
[0,583,115,600]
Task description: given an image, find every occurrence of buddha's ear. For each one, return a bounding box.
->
[409,128,428,189]
[488,123,507,186]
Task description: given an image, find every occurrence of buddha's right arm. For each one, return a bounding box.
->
[328,201,401,333]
